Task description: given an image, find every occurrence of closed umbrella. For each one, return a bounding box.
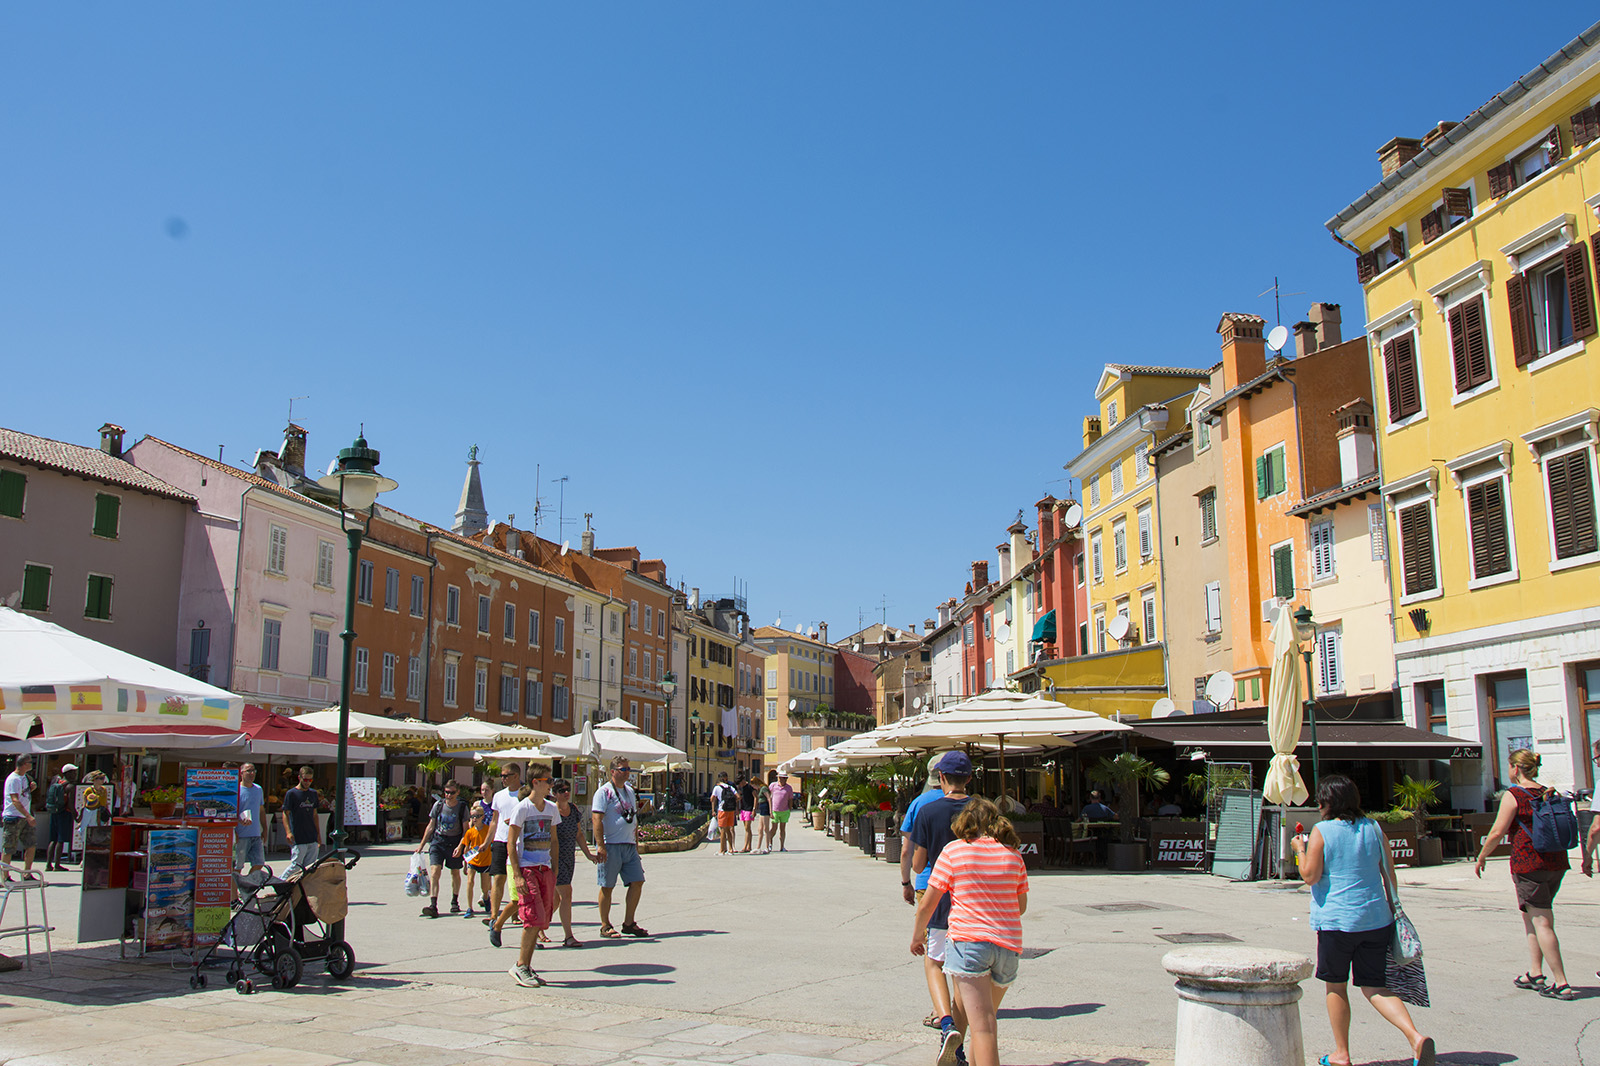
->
[1262,608,1309,806]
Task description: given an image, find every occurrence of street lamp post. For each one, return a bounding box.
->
[659,677,677,798]
[315,433,398,855]
[690,709,701,800]
[1292,606,1320,787]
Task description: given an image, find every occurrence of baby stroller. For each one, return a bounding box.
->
[192,848,359,993]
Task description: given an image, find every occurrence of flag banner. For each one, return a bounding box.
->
[158,697,189,716]
[116,688,149,714]
[0,689,6,710]
[70,685,103,711]
[20,685,55,710]
[200,698,230,721]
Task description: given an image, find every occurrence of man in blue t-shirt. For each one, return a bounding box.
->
[900,753,947,1030]
[234,763,266,877]
[910,750,974,1064]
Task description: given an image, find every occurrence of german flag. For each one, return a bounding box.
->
[70,685,103,711]
[20,685,56,710]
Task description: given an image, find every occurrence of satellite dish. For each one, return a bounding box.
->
[1107,615,1130,642]
[1063,504,1083,529]
[795,623,803,633]
[559,541,569,556]
[774,617,782,627]
[1267,325,1290,353]
[1205,670,1236,707]
[1152,697,1177,718]
[913,697,923,711]
[788,698,798,711]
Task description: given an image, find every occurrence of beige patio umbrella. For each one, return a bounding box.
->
[293,709,442,750]
[1262,608,1309,806]
[435,718,551,751]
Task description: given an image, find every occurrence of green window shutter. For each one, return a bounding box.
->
[21,564,50,611]
[0,470,24,518]
[1272,449,1287,496]
[1273,545,1294,598]
[1255,456,1268,499]
[85,575,113,620]
[93,494,120,538]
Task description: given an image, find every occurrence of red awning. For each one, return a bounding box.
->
[242,705,384,760]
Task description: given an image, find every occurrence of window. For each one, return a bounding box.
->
[1094,609,1106,654]
[353,647,368,692]
[767,699,777,720]
[261,619,281,671]
[1111,462,1123,497]
[984,659,994,686]
[610,611,619,635]
[963,623,974,645]
[800,735,812,753]
[1089,477,1100,509]
[983,612,991,639]
[1135,443,1150,482]
[1421,186,1474,243]
[607,655,616,683]
[500,674,518,715]
[1079,622,1089,656]
[267,525,288,575]
[357,560,373,604]
[1508,245,1597,365]
[1579,663,1600,787]
[446,585,460,626]
[766,736,777,754]
[1488,129,1560,197]
[628,648,638,677]
[767,669,777,689]
[84,574,113,620]
[1074,551,1086,586]
[552,685,569,721]
[443,660,458,707]
[1317,629,1342,694]
[1091,531,1104,582]
[1112,519,1127,571]
[384,567,399,611]
[629,600,638,628]
[1255,445,1288,499]
[657,611,665,637]
[583,603,593,625]
[528,609,541,645]
[1310,521,1336,581]
[92,493,120,538]
[477,595,490,634]
[1271,541,1295,599]
[1545,445,1599,561]
[1196,415,1211,452]
[188,627,211,679]
[311,630,329,678]
[1397,501,1440,598]
[316,541,335,587]
[1447,295,1493,394]
[474,664,488,710]
[1204,581,1222,634]
[1465,475,1514,582]
[1107,401,1119,426]
[407,655,422,700]
[642,653,652,681]
[554,618,566,653]
[0,469,25,517]
[410,575,425,617]
[1381,332,1422,422]
[503,603,516,641]
[1418,680,1447,733]
[643,604,653,631]
[525,678,542,718]
[1141,591,1157,644]
[1488,672,1533,780]
[1137,505,1153,561]
[380,652,396,697]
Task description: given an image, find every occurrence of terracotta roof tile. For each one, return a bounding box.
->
[1,427,194,502]
[1106,364,1212,379]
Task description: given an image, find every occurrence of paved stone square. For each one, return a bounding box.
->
[2,822,1598,1064]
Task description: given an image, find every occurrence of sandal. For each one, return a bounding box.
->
[1317,1057,1353,1066]
[922,1009,943,1030]
[1414,1035,1436,1066]
[1540,983,1578,1000]
[563,935,583,948]
[1514,972,1547,989]
[599,924,622,938]
[621,921,649,937]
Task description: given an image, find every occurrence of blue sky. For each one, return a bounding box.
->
[4,6,1591,636]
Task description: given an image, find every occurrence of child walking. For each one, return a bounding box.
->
[910,796,1028,1066]
[456,802,493,918]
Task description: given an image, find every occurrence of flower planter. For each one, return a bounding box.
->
[843,819,860,847]
[1014,828,1045,868]
[860,816,878,856]
[149,802,177,819]
[1383,825,1419,867]
[1106,842,1147,872]
[811,810,826,831]
[1416,836,1444,867]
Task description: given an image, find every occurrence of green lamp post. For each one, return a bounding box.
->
[1292,605,1321,787]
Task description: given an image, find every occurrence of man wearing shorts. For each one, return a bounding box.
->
[2,755,38,879]
[233,763,266,878]
[711,772,738,855]
[900,754,948,1029]
[911,751,974,1064]
[417,781,468,917]
[503,765,557,987]
[768,770,795,852]
[484,764,522,942]
[593,756,648,937]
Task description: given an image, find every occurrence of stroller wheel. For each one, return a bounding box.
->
[226,967,242,983]
[273,946,303,989]
[325,940,354,981]
[237,980,253,994]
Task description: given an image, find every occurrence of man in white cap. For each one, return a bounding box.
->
[44,762,79,871]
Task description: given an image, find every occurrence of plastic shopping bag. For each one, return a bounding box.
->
[405,851,426,896]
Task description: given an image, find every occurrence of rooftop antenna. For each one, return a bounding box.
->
[286,395,310,424]
[552,475,573,537]
[1256,276,1306,327]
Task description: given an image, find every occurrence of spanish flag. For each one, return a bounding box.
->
[70,685,103,711]
[200,698,230,721]
[20,685,56,710]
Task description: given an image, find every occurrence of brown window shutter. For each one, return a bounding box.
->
[1506,274,1536,366]
[1389,332,1421,419]
[1549,451,1599,559]
[1356,251,1379,284]
[1461,296,1491,387]
[1565,243,1598,341]
[1467,482,1490,575]
[1488,162,1515,198]
[1442,186,1472,217]
[1421,207,1445,244]
[1468,480,1511,577]
[1545,125,1563,159]
[1574,107,1596,147]
[1388,227,1406,259]
[1399,504,1436,596]
[1447,303,1471,391]
[1382,337,1404,421]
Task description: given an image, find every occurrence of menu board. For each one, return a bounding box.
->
[193,825,235,949]
[145,828,197,952]
[185,766,240,820]
[344,777,378,826]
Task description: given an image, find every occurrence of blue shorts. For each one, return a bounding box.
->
[234,835,265,869]
[597,842,644,888]
[943,937,1020,988]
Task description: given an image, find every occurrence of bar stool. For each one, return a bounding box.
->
[0,862,53,974]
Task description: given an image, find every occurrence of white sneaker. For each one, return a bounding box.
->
[510,964,543,988]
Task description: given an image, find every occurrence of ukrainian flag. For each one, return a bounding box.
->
[200,698,230,721]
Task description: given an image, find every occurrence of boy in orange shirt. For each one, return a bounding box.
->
[456,803,494,919]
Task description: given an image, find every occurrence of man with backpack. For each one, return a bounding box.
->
[416,780,470,917]
[711,772,739,855]
[43,762,77,872]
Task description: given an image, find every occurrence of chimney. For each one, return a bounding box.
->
[819,622,828,644]
[971,560,989,589]
[98,423,125,459]
[1421,120,1458,149]
[1081,416,1102,449]
[997,544,1012,584]
[1008,519,1030,568]
[1292,321,1317,359]
[280,424,307,476]
[925,617,937,633]
[1335,401,1377,485]
[937,602,951,627]
[1217,313,1267,391]
[1377,136,1423,178]
[581,512,594,556]
[1309,302,1342,347]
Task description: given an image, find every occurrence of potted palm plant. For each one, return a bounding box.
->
[1392,775,1444,866]
[1088,753,1171,872]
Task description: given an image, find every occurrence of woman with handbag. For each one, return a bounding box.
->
[1474,748,1574,999]
[1291,775,1434,1066]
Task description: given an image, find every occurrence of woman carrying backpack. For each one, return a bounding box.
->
[1474,748,1575,1000]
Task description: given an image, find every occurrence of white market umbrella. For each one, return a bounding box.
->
[1263,609,1309,806]
[941,688,1078,716]
[435,718,550,751]
[0,607,243,732]
[292,709,442,749]
[540,718,687,767]
[474,746,554,764]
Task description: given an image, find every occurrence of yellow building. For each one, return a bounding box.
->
[752,626,839,773]
[1326,23,1600,795]
[681,599,745,792]
[1063,364,1209,717]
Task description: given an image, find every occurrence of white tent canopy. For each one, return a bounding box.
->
[291,709,442,748]
[0,607,244,733]
[435,719,551,751]
[539,718,687,767]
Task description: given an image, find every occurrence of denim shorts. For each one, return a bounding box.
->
[943,937,1020,988]
[234,835,265,869]
[597,842,645,888]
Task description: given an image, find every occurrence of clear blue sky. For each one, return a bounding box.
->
[4,6,1590,636]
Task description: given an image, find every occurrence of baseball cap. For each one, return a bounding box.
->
[60,763,79,772]
[934,751,973,775]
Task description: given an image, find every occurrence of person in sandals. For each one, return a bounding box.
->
[551,777,598,946]
[592,756,648,938]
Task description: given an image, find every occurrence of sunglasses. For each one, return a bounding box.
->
[445,789,459,794]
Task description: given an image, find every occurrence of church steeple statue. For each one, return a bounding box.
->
[453,445,488,536]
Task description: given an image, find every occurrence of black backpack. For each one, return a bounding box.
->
[719,785,739,812]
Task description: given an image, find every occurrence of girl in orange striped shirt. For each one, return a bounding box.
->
[911,796,1028,1066]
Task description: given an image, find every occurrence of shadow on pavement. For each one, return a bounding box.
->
[999,1002,1103,1020]
[1022,1057,1149,1066]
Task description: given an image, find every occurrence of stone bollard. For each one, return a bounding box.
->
[1162,945,1314,1066]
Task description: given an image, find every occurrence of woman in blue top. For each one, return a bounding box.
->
[1291,775,1434,1066]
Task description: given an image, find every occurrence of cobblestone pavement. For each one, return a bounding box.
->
[2,822,1597,1064]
